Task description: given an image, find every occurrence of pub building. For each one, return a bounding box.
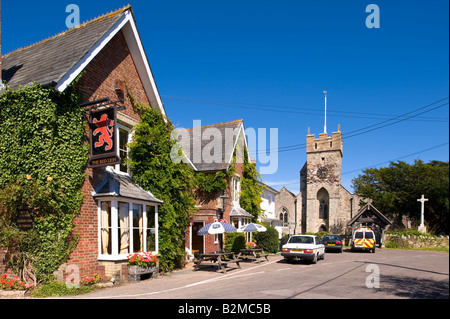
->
[1,5,164,282]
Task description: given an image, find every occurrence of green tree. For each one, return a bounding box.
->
[128,108,197,272]
[352,160,449,234]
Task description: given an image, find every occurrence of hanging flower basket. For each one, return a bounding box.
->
[127,252,159,282]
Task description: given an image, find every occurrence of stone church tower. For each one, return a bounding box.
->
[274,125,362,237]
[300,126,349,233]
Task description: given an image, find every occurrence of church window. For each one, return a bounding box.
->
[317,188,329,220]
[280,208,288,225]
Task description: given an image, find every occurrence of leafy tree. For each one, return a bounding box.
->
[128,108,197,272]
[352,160,449,234]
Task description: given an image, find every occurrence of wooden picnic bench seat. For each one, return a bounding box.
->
[193,253,241,273]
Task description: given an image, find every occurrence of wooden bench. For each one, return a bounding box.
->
[193,253,241,273]
[238,249,269,263]
[219,258,241,273]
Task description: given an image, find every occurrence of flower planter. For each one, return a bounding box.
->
[127,265,158,283]
[0,290,27,299]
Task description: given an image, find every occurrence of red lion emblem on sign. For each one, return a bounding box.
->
[93,114,114,151]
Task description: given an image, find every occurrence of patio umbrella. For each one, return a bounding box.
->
[237,223,267,233]
[198,221,237,253]
[198,221,237,235]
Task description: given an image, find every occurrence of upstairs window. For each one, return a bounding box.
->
[232,177,240,203]
[117,126,132,173]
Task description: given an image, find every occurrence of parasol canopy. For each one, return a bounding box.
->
[198,221,237,235]
[237,223,267,233]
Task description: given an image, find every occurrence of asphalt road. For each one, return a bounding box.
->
[70,249,448,300]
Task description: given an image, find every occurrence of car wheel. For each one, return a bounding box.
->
[312,253,318,264]
[339,247,343,253]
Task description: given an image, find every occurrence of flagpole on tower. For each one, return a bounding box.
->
[323,90,328,134]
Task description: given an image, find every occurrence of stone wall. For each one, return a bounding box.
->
[385,234,449,249]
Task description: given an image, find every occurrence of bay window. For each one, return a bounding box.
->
[98,199,158,260]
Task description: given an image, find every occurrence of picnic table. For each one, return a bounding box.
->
[194,252,241,273]
[238,248,269,263]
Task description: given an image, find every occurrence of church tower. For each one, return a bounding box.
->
[300,126,343,233]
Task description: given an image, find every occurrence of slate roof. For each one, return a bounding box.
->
[93,167,163,204]
[1,6,128,90]
[230,206,254,218]
[178,119,245,172]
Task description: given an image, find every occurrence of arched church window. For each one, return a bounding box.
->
[317,188,329,220]
[280,208,288,225]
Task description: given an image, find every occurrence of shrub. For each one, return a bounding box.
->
[31,281,96,298]
[225,233,246,254]
[254,226,279,253]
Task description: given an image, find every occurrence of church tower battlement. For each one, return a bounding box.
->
[306,126,343,156]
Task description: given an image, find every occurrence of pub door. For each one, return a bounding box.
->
[192,222,204,254]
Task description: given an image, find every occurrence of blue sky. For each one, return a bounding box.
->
[2,0,449,193]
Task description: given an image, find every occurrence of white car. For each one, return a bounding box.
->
[281,235,325,264]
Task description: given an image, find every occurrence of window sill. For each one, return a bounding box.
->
[98,255,128,262]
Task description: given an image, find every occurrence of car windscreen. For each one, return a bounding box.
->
[289,236,314,244]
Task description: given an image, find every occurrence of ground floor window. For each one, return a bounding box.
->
[99,200,158,260]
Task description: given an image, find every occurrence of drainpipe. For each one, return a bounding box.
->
[350,197,354,219]
[294,199,297,235]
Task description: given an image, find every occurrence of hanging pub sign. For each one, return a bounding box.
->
[88,107,121,168]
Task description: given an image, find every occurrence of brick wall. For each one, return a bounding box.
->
[63,30,150,281]
[187,163,245,255]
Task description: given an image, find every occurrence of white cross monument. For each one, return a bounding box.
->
[417,194,428,233]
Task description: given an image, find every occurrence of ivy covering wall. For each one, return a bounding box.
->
[128,107,198,272]
[0,84,88,283]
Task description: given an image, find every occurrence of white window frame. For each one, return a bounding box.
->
[232,177,240,203]
[97,197,159,261]
[116,124,133,174]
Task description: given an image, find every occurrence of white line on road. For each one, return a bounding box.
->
[88,260,279,299]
